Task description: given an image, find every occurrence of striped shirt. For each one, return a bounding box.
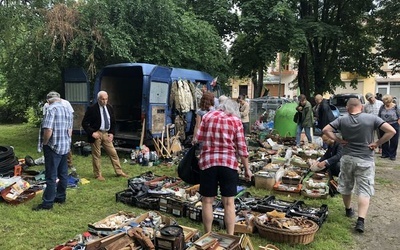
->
[196,110,249,170]
[40,101,73,155]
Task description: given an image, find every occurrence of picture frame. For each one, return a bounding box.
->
[209,232,239,249]
[194,234,218,249]
[239,234,255,250]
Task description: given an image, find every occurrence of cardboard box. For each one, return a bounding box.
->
[191,232,241,250]
[0,182,36,205]
[134,211,175,228]
[88,211,137,233]
[254,171,275,190]
[234,212,259,234]
[180,225,199,242]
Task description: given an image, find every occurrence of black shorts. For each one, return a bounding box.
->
[199,166,238,197]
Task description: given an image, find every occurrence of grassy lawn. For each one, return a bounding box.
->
[0,124,357,250]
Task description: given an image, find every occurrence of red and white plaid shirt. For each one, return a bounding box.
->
[195,110,249,170]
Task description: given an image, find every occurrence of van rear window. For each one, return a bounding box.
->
[332,95,359,106]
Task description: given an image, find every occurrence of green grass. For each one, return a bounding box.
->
[375,177,392,185]
[0,124,357,249]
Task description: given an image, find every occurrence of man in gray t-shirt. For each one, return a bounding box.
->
[330,112,383,161]
[323,98,395,234]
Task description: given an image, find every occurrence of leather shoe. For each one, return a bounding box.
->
[96,176,106,181]
[117,172,129,178]
[32,204,53,211]
[380,155,389,159]
[390,157,396,161]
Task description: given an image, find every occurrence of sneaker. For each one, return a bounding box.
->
[346,208,355,218]
[32,204,53,211]
[355,220,364,233]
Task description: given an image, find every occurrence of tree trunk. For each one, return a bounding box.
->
[257,65,264,97]
[298,53,311,98]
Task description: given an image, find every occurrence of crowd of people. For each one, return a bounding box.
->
[33,88,399,236]
[295,92,398,234]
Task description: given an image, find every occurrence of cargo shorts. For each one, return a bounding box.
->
[338,155,375,198]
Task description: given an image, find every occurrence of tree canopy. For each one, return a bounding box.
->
[0,0,230,122]
[231,0,386,98]
[372,0,400,74]
[1,0,399,122]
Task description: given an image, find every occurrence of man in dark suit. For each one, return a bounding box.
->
[313,94,335,135]
[82,91,128,181]
[310,134,342,177]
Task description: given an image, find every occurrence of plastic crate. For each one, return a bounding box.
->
[186,205,202,222]
[135,195,160,210]
[213,207,225,229]
[251,195,297,213]
[287,200,328,227]
[115,189,135,206]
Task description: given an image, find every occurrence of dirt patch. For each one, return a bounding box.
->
[353,157,400,250]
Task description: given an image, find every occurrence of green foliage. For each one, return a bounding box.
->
[185,0,239,39]
[0,0,230,117]
[232,0,384,98]
[231,0,300,97]
[372,0,400,74]
[25,106,43,128]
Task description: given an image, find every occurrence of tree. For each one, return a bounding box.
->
[231,0,299,97]
[185,0,239,39]
[231,0,385,99]
[0,0,230,122]
[295,0,383,97]
[372,0,400,74]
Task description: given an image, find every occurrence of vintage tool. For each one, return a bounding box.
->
[139,118,146,147]
[152,137,162,156]
[165,123,172,154]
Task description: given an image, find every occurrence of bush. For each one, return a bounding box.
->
[25,106,43,127]
[0,102,26,124]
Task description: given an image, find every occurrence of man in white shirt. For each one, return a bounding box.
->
[364,92,384,154]
[364,92,383,115]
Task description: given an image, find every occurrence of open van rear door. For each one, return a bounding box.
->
[148,66,172,137]
[62,68,90,134]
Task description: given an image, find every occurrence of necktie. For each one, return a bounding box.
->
[103,106,109,130]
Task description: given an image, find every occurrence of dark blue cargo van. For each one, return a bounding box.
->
[92,63,214,147]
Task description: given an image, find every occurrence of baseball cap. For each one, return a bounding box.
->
[365,93,373,100]
[46,91,61,100]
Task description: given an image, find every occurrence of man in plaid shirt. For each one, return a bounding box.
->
[195,98,252,235]
[34,91,73,211]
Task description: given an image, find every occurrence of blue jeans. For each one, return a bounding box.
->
[42,145,68,207]
[296,125,312,146]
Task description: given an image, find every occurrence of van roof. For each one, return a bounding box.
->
[170,68,214,82]
[104,63,158,75]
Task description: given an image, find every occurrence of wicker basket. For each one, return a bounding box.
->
[254,217,319,245]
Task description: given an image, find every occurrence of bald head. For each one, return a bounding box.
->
[346,98,362,113]
[314,94,323,104]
